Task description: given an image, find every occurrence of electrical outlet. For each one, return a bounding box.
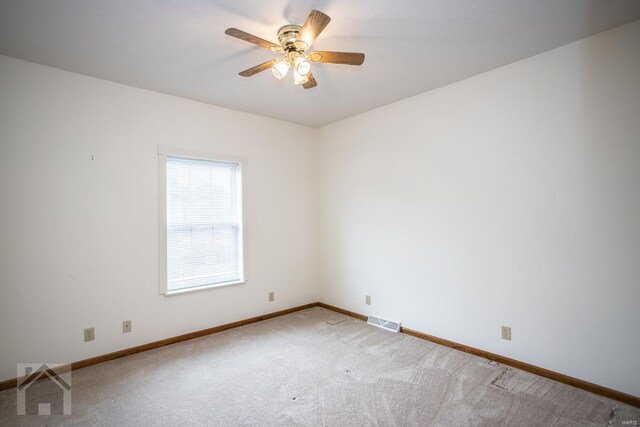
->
[123,320,132,333]
[365,295,371,305]
[268,292,274,302]
[501,325,511,341]
[84,327,95,342]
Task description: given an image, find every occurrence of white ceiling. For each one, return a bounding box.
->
[1,1,640,127]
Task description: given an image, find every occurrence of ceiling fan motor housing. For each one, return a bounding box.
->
[277,25,308,51]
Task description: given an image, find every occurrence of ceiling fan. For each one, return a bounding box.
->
[225,10,365,89]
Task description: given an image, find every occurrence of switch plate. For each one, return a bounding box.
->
[123,320,132,333]
[84,327,95,342]
[501,326,511,341]
[269,292,274,302]
[365,295,371,305]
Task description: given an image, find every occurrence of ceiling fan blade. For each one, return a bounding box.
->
[303,72,318,89]
[239,59,278,77]
[225,28,280,50]
[299,10,331,47]
[309,51,365,65]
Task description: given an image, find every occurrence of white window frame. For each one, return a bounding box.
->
[158,146,247,296]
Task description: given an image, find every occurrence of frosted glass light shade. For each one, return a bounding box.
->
[294,56,311,75]
[293,69,309,85]
[271,60,289,79]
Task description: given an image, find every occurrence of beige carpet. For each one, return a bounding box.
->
[0,307,638,426]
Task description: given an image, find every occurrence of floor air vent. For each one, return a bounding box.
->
[367,316,400,333]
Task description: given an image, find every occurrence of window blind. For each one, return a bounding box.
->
[166,156,241,291]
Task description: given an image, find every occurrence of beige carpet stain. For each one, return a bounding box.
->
[0,307,638,426]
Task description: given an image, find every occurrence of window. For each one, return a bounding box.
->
[159,149,244,295]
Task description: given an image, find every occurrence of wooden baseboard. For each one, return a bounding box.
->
[0,302,319,392]
[317,302,367,321]
[316,302,640,408]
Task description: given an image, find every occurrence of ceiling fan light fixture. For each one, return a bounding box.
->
[294,56,311,75]
[293,69,309,85]
[226,10,364,89]
[271,60,289,80]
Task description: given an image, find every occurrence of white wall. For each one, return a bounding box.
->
[0,55,319,382]
[316,20,640,396]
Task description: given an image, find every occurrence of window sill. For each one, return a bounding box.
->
[163,280,246,296]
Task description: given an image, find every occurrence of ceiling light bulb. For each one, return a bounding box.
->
[271,60,289,80]
[293,69,309,85]
[294,56,311,76]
